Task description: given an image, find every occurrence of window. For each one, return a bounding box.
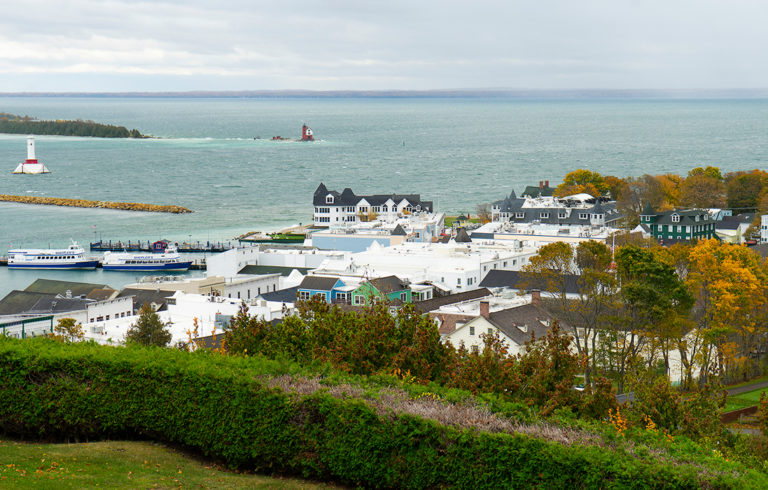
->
[106,315,110,320]
[671,214,680,223]
[400,292,407,301]
[558,212,567,219]
[354,295,363,305]
[457,278,461,285]
[503,261,508,267]
[326,195,334,204]
[516,212,525,219]
[299,291,310,300]
[247,289,251,299]
[469,326,475,336]
[540,212,549,219]
[579,213,588,220]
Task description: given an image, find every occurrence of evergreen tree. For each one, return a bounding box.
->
[125,303,172,347]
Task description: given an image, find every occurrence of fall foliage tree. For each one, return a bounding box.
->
[686,239,768,382]
[50,317,85,343]
[554,169,609,198]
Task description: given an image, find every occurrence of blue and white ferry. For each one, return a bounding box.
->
[7,241,99,269]
[101,245,192,271]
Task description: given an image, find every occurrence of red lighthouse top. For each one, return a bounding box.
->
[301,124,314,141]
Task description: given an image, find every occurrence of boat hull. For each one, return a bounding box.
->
[102,262,192,272]
[8,260,99,270]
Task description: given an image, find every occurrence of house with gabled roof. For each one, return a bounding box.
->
[490,184,621,228]
[444,298,566,356]
[297,275,348,303]
[350,275,412,305]
[640,204,716,243]
[313,183,433,227]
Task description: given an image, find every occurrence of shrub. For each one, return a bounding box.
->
[0,337,760,488]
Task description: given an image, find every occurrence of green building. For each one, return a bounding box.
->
[640,204,716,242]
[351,275,412,306]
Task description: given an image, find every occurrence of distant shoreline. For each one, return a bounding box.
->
[2,88,768,99]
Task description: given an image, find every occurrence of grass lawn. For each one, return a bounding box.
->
[0,438,336,489]
[726,387,768,412]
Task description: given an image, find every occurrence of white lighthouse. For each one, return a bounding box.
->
[12,136,50,174]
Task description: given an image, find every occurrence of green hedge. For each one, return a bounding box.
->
[0,338,761,488]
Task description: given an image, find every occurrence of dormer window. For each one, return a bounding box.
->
[540,212,549,219]
[579,213,588,220]
[516,212,525,219]
[558,212,567,219]
[671,214,680,223]
[695,215,699,222]
[326,195,334,204]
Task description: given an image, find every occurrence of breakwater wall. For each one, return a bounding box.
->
[0,195,192,214]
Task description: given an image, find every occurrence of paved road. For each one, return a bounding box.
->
[726,380,768,396]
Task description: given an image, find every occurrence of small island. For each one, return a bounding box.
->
[0,112,147,138]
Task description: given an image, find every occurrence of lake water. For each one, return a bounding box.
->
[1,96,767,296]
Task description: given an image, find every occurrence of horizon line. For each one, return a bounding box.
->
[2,88,768,98]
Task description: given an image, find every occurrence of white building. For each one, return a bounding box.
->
[312,183,434,227]
[126,274,281,302]
[761,215,768,244]
[312,239,538,294]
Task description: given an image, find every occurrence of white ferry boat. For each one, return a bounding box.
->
[102,245,192,271]
[7,241,98,269]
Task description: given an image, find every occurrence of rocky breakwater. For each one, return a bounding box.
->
[0,194,192,214]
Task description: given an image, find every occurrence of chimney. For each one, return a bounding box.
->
[545,180,549,188]
[531,289,541,305]
[539,180,543,188]
[479,300,490,320]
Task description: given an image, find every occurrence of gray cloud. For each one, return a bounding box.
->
[0,0,766,91]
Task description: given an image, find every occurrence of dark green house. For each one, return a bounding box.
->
[640,204,716,242]
[351,275,412,305]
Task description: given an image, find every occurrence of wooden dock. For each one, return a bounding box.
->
[90,240,235,253]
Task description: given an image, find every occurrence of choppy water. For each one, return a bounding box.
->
[1,96,767,296]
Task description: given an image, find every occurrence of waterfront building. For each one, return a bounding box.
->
[312,183,433,227]
[490,184,621,228]
[640,204,717,242]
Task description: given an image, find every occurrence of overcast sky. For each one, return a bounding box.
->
[0,0,766,92]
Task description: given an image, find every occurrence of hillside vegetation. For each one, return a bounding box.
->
[1,334,767,488]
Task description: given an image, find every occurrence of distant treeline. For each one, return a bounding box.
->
[0,112,147,138]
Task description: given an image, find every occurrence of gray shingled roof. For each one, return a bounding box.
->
[651,209,710,226]
[413,288,492,313]
[454,228,472,243]
[479,270,581,295]
[116,288,175,313]
[298,276,342,291]
[313,183,432,211]
[0,291,55,316]
[260,286,299,303]
[369,275,407,294]
[26,297,91,315]
[239,264,311,276]
[488,304,568,346]
[24,278,110,297]
[493,195,621,226]
[391,224,407,236]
